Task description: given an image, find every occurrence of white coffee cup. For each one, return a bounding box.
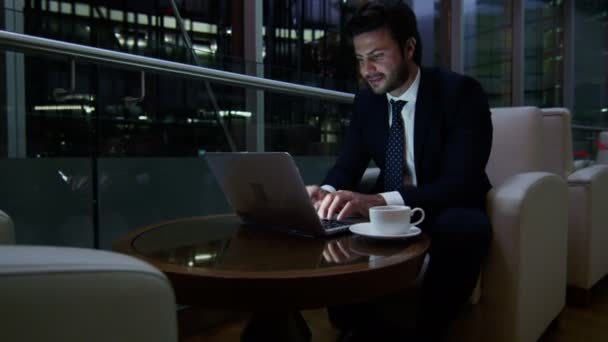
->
[368,205,425,235]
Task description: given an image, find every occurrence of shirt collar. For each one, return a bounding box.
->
[386,67,420,104]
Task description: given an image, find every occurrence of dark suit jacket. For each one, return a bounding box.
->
[323,67,493,211]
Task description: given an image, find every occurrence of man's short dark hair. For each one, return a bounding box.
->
[345,0,422,65]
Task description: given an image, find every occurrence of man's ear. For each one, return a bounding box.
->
[404,37,416,60]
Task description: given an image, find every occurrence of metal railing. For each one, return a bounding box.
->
[0,30,355,104]
[572,124,608,132]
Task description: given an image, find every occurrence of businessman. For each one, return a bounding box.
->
[307,1,493,341]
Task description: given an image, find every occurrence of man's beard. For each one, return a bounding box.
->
[369,61,409,95]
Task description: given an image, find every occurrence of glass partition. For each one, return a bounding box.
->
[0,40,352,249]
[463,0,513,107]
[13,1,358,93]
[524,0,564,107]
[411,0,445,68]
[571,1,608,161]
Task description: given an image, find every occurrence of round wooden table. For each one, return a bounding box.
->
[113,215,430,341]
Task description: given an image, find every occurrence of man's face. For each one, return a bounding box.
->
[353,28,411,96]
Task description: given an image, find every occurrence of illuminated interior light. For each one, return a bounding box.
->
[34,105,95,113]
[138,14,148,25]
[193,44,213,54]
[304,29,313,43]
[57,170,69,182]
[75,3,89,16]
[219,110,252,118]
[194,254,214,261]
[49,0,59,12]
[192,22,217,34]
[60,2,72,14]
[164,16,177,29]
[110,9,122,21]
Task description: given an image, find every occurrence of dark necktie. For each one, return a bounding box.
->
[384,99,407,191]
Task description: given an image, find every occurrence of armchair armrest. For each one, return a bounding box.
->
[483,172,567,342]
[568,164,608,185]
[0,209,15,244]
[566,164,608,289]
[0,246,178,342]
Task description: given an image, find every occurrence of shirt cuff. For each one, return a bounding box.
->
[379,191,404,206]
[321,184,336,193]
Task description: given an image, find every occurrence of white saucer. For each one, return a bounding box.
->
[349,223,421,240]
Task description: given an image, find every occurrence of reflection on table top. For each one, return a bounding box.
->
[127,215,428,273]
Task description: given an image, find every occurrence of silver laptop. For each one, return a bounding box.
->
[204,152,351,237]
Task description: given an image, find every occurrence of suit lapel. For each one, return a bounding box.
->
[414,68,434,176]
[371,92,389,165]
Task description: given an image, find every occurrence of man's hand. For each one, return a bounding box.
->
[306,185,330,210]
[322,239,360,264]
[317,190,386,220]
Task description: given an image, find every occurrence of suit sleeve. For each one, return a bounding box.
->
[400,77,493,210]
[322,93,372,191]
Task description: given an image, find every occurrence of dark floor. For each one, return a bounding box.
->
[184,277,608,342]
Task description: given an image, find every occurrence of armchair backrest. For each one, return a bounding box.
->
[540,108,575,178]
[487,107,544,186]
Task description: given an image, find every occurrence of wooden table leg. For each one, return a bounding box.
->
[241,311,311,342]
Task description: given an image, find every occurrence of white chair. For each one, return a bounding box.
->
[0,209,178,342]
[540,108,608,304]
[360,107,568,342]
[449,107,568,342]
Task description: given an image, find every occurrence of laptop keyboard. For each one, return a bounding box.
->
[320,218,350,230]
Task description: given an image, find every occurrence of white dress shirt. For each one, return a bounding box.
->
[322,67,421,206]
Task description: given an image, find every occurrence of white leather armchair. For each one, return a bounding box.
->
[449,107,568,342]
[0,210,178,342]
[359,107,568,342]
[541,108,608,304]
